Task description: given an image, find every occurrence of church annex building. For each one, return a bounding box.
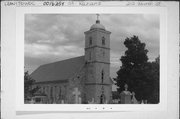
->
[30,16,113,104]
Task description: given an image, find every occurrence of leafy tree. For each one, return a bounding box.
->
[115,36,150,101]
[24,71,39,101]
[112,91,121,100]
[144,56,159,103]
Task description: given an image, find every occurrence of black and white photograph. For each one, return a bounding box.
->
[24,14,160,104]
[1,1,179,119]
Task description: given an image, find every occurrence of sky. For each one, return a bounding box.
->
[25,14,159,80]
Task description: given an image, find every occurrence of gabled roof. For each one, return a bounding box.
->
[31,56,85,83]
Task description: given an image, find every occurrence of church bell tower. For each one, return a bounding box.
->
[84,15,112,104]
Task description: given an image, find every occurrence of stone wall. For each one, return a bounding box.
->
[66,65,86,104]
[34,81,68,104]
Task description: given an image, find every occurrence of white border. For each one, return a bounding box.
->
[15,7,167,112]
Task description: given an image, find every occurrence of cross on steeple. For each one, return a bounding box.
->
[96,14,100,20]
[96,14,100,24]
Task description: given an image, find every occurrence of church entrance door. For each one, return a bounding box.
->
[100,94,105,104]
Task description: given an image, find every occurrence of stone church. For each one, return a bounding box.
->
[31,16,113,104]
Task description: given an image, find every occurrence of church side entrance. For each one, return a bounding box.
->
[100,94,106,104]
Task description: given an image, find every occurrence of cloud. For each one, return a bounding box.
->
[25,43,83,59]
[25,14,159,78]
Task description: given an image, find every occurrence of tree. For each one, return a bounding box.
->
[24,71,39,101]
[144,56,159,103]
[115,36,149,101]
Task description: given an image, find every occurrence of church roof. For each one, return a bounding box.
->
[31,56,85,83]
[90,20,105,30]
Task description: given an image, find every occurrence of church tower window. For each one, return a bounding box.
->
[89,37,92,45]
[102,37,105,45]
[101,70,104,83]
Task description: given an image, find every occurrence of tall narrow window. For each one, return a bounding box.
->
[59,87,61,99]
[101,70,104,83]
[54,86,57,97]
[50,87,53,98]
[43,87,45,94]
[102,37,105,45]
[89,37,92,45]
[47,86,49,95]
[63,85,67,100]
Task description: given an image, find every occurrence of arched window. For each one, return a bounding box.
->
[46,86,49,95]
[89,37,92,45]
[101,70,104,83]
[102,37,105,45]
[54,86,57,97]
[43,87,45,93]
[59,86,61,99]
[50,87,53,98]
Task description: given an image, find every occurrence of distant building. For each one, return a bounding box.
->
[30,17,113,104]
